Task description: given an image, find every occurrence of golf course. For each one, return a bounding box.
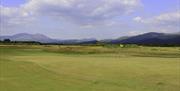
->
[0,45,180,91]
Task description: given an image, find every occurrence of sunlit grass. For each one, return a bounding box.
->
[0,45,180,91]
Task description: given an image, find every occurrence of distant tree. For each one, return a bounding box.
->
[3,39,11,42]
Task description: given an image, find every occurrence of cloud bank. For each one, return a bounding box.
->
[0,5,33,27]
[134,12,180,32]
[22,0,141,24]
[0,0,179,39]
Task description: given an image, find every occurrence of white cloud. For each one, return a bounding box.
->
[133,16,143,22]
[23,0,141,24]
[134,12,180,26]
[152,12,180,27]
[134,12,180,32]
[0,0,142,32]
[0,5,33,27]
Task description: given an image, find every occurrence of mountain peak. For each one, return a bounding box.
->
[0,33,56,43]
[141,32,163,35]
[112,32,180,45]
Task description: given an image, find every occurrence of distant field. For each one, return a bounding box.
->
[0,45,180,91]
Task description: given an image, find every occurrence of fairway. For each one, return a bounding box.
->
[0,45,180,91]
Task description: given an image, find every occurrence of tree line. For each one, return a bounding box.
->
[0,39,179,47]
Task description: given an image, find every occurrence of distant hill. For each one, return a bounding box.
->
[57,39,98,44]
[108,32,180,45]
[0,33,58,43]
[0,33,97,44]
[0,32,180,45]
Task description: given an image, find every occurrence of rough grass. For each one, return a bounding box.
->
[0,45,180,91]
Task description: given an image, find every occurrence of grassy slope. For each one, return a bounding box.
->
[0,45,180,91]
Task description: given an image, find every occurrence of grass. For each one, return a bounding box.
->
[0,45,180,91]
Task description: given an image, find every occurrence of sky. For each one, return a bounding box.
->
[0,0,180,39]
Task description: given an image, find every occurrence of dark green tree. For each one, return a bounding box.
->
[3,39,11,42]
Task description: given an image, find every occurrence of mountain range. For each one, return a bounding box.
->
[0,33,97,44]
[108,32,180,45]
[0,32,180,45]
[0,33,57,43]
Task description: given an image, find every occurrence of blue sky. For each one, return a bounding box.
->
[0,0,180,39]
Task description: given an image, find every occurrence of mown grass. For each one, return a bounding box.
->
[0,45,180,91]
